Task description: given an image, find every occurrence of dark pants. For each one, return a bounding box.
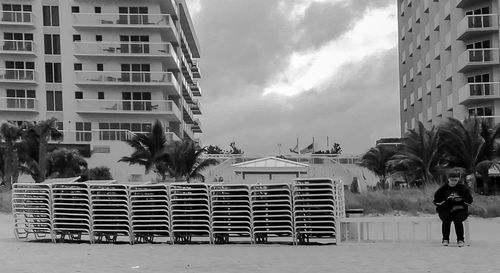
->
[438,209,468,241]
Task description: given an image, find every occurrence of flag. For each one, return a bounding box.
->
[289,143,298,154]
[300,143,314,154]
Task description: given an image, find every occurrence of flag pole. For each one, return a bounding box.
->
[327,136,329,151]
[312,137,315,153]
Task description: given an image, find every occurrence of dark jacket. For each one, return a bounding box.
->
[433,183,473,213]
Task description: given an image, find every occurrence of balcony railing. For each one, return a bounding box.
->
[457,14,499,40]
[0,11,33,25]
[191,60,200,78]
[458,48,500,73]
[191,80,202,96]
[0,97,37,111]
[52,129,182,143]
[0,40,35,54]
[75,71,179,88]
[74,41,177,59]
[458,82,500,104]
[0,68,36,82]
[73,13,174,27]
[76,99,181,117]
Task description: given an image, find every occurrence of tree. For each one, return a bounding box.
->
[18,118,62,182]
[331,142,342,154]
[165,139,218,182]
[81,166,113,181]
[390,121,443,185]
[46,148,88,178]
[119,120,170,180]
[0,123,22,189]
[438,117,500,193]
[205,145,224,154]
[358,146,395,188]
[229,141,244,154]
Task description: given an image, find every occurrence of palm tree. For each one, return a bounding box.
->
[119,120,170,180]
[0,123,22,189]
[439,117,500,193]
[358,146,395,188]
[391,121,443,185]
[46,148,88,178]
[165,139,217,182]
[18,118,62,182]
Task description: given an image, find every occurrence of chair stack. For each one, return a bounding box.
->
[89,184,131,243]
[210,184,252,244]
[129,184,170,243]
[51,183,92,242]
[169,183,211,243]
[292,178,337,244]
[250,184,294,244]
[12,183,53,242]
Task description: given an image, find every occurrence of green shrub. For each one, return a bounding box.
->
[0,190,11,213]
[345,185,500,218]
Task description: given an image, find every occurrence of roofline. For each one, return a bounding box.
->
[231,156,310,167]
[177,0,201,58]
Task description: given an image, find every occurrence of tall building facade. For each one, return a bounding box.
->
[398,0,499,134]
[0,0,202,181]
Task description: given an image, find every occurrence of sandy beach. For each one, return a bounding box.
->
[1,213,499,273]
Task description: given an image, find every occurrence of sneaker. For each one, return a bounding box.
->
[442,240,449,246]
[457,240,465,247]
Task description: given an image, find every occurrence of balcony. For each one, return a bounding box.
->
[74,42,179,68]
[0,11,34,26]
[75,71,179,91]
[0,40,35,55]
[73,13,178,42]
[181,76,194,103]
[191,80,202,96]
[192,118,202,133]
[191,99,201,115]
[183,123,194,140]
[75,99,182,120]
[0,97,37,112]
[458,49,500,73]
[182,99,194,123]
[54,129,181,144]
[0,68,36,84]
[191,60,201,78]
[456,0,490,8]
[457,14,499,40]
[458,82,500,105]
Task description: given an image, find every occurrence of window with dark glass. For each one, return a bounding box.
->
[71,6,80,13]
[46,90,63,111]
[73,34,81,42]
[44,34,60,54]
[76,122,91,142]
[74,63,82,71]
[6,89,35,109]
[75,91,83,99]
[42,6,59,26]
[45,62,62,83]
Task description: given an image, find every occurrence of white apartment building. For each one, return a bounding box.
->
[398,0,500,134]
[0,0,203,181]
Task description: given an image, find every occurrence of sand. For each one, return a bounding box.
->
[1,213,499,273]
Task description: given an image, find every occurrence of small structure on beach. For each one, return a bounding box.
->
[231,156,309,184]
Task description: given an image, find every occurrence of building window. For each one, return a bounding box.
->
[118,7,149,24]
[3,32,33,51]
[98,92,104,99]
[46,90,63,111]
[120,64,150,82]
[467,73,491,95]
[42,6,59,26]
[44,34,61,54]
[75,91,83,99]
[121,92,151,110]
[45,62,62,83]
[96,35,102,42]
[95,7,101,13]
[6,89,35,109]
[1,4,32,23]
[97,63,103,71]
[73,34,81,42]
[74,63,82,71]
[120,35,149,53]
[5,61,34,80]
[71,6,80,13]
[76,122,92,142]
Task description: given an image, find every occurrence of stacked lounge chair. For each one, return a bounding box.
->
[51,183,92,242]
[12,183,53,242]
[89,184,131,243]
[292,178,337,244]
[210,184,252,243]
[250,183,294,244]
[129,184,170,243]
[169,183,211,243]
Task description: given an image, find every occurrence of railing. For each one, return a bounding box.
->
[76,99,180,115]
[0,68,35,81]
[0,11,33,24]
[458,14,499,39]
[458,48,500,71]
[73,13,174,27]
[74,41,176,57]
[75,71,179,87]
[0,97,37,111]
[0,40,34,53]
[459,82,500,103]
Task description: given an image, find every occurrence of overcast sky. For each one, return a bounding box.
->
[186,0,399,156]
